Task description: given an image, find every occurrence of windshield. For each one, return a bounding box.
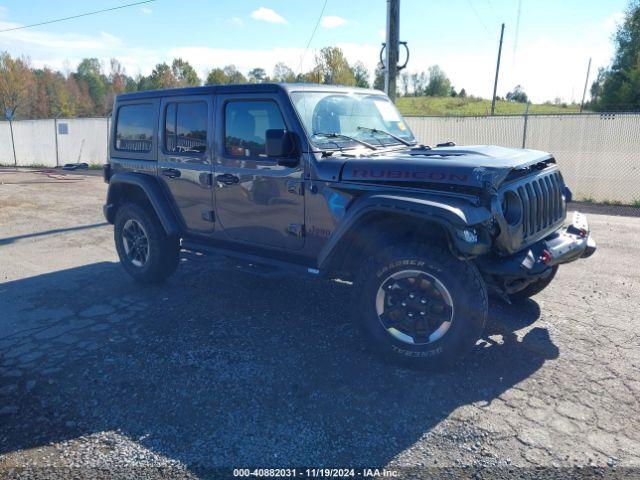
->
[291,91,416,150]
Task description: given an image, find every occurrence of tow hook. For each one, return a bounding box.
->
[541,249,553,265]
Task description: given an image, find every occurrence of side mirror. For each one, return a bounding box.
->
[265,129,298,166]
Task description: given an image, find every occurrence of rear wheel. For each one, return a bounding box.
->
[354,243,488,368]
[508,266,558,301]
[114,202,179,284]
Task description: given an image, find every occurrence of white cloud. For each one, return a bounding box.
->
[140,7,152,15]
[0,21,122,50]
[321,16,347,29]
[604,12,624,31]
[229,16,243,26]
[100,32,122,45]
[250,7,288,24]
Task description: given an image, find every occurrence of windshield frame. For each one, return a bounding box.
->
[289,89,417,152]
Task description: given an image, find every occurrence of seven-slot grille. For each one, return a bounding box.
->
[514,171,566,240]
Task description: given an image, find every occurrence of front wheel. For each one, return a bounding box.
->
[114,202,179,284]
[354,243,488,368]
[508,266,558,301]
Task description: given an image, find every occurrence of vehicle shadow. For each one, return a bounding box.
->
[0,254,557,473]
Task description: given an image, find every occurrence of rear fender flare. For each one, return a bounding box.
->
[104,172,180,237]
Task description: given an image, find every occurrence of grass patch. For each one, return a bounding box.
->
[396,96,582,116]
[632,199,640,208]
[89,164,104,170]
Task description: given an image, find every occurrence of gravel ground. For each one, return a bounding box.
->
[0,168,639,479]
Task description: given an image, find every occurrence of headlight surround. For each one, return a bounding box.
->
[501,190,523,226]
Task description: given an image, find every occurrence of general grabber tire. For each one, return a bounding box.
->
[114,202,180,284]
[509,265,558,301]
[354,242,488,368]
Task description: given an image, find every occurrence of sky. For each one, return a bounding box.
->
[0,0,630,102]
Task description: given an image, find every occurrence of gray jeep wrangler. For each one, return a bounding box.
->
[103,83,596,367]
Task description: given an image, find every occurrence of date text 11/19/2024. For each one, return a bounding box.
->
[232,468,398,478]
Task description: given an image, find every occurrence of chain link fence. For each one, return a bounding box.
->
[406,113,640,208]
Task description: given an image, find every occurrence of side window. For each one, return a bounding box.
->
[115,104,155,152]
[165,101,208,154]
[225,101,285,157]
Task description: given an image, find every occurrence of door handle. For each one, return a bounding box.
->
[216,173,239,186]
[161,168,181,178]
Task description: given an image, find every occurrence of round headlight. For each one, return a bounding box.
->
[501,190,522,226]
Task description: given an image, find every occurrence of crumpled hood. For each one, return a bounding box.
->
[339,145,554,189]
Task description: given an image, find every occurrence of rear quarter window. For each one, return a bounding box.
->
[115,104,155,152]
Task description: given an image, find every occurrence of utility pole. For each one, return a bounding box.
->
[385,0,400,102]
[491,23,505,116]
[580,57,592,113]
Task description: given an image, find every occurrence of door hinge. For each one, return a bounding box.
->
[202,210,215,222]
[287,223,305,237]
[287,180,304,196]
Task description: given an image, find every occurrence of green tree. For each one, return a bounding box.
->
[41,68,73,117]
[597,1,640,111]
[373,64,385,91]
[76,58,107,114]
[223,65,246,84]
[248,67,268,83]
[353,61,370,88]
[141,62,178,90]
[273,62,296,82]
[313,47,356,86]
[589,67,606,103]
[205,68,227,85]
[171,58,201,86]
[0,52,35,119]
[424,65,451,97]
[506,85,529,103]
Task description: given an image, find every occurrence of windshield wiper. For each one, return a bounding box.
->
[313,132,377,150]
[356,126,414,146]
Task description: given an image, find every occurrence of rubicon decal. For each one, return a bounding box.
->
[351,169,469,183]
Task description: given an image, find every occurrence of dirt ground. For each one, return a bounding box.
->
[0,168,639,478]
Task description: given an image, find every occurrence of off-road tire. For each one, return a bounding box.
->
[114,202,179,284]
[354,243,488,368]
[509,266,558,301]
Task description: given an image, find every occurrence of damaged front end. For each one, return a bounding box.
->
[476,211,597,296]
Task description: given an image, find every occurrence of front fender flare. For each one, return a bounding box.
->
[317,194,492,269]
[104,172,180,237]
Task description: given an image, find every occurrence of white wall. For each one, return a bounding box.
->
[0,121,14,165]
[11,120,57,167]
[56,118,109,166]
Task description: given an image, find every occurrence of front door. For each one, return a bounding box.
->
[213,95,305,250]
[158,95,214,235]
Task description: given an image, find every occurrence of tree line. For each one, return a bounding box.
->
[0,46,471,121]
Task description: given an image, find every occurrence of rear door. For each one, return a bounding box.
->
[158,95,214,235]
[213,94,305,250]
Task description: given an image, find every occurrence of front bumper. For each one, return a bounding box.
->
[476,211,596,282]
[543,211,596,265]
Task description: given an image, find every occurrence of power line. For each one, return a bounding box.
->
[0,0,155,34]
[465,0,489,33]
[297,0,329,75]
[513,0,523,57]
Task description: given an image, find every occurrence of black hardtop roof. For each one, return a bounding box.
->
[116,83,383,101]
